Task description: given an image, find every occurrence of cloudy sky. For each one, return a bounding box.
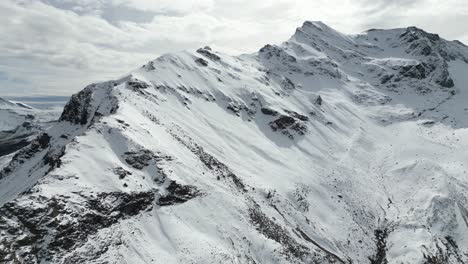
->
[1,0,467,96]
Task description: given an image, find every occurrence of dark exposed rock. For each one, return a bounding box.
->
[0,138,30,157]
[270,115,296,131]
[423,236,466,264]
[0,191,155,263]
[315,95,323,106]
[422,120,436,126]
[400,27,440,43]
[0,133,50,179]
[42,146,65,173]
[435,69,454,88]
[196,47,221,61]
[400,29,437,58]
[249,205,309,260]
[143,61,155,71]
[124,149,173,170]
[127,80,150,92]
[268,111,308,138]
[380,74,394,84]
[192,143,246,191]
[157,180,201,206]
[195,58,209,67]
[116,119,130,127]
[259,44,297,63]
[290,122,308,135]
[170,131,247,192]
[227,102,243,115]
[261,108,279,116]
[59,88,93,125]
[294,227,346,263]
[123,149,156,170]
[399,63,428,79]
[36,133,50,148]
[387,59,454,89]
[225,100,259,118]
[368,228,389,264]
[288,111,309,121]
[113,167,132,179]
[398,25,468,67]
[123,148,172,183]
[90,191,154,217]
[419,44,433,56]
[281,77,295,90]
[437,77,454,88]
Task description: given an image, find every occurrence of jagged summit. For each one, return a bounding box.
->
[1,22,468,264]
[295,21,352,39]
[289,21,356,49]
[298,20,339,34]
[403,26,441,41]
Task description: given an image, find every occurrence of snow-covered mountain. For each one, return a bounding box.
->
[0,98,34,110]
[0,97,35,133]
[1,21,468,263]
[0,97,61,159]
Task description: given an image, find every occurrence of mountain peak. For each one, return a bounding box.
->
[400,26,441,42]
[301,20,329,29]
[295,20,341,36]
[290,20,355,47]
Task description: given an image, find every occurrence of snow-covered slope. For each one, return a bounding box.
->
[1,22,468,264]
[0,97,61,158]
[0,98,35,132]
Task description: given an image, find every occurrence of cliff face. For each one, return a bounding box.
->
[1,21,468,263]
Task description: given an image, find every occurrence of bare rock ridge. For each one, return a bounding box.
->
[1,21,468,263]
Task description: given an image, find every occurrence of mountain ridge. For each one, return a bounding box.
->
[1,22,468,263]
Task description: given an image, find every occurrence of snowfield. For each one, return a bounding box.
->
[1,21,468,263]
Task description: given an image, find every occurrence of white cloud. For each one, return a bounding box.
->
[0,0,467,96]
[115,0,215,14]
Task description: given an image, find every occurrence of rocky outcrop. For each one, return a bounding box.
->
[0,191,155,263]
[59,88,93,125]
[0,133,50,179]
[195,57,209,67]
[157,180,201,206]
[59,82,119,126]
[267,111,309,139]
[124,149,157,170]
[196,47,221,61]
[259,44,297,63]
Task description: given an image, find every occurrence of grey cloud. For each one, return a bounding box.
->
[359,0,423,15]
[40,0,165,24]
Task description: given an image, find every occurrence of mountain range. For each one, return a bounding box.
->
[1,21,468,263]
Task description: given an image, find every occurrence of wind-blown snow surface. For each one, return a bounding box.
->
[1,21,468,263]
